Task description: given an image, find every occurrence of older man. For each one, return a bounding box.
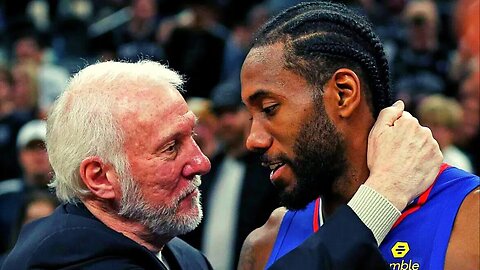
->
[2,61,212,269]
[2,60,444,270]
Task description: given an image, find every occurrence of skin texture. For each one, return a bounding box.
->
[238,42,475,269]
[80,84,211,252]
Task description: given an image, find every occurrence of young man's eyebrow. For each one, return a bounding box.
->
[248,89,271,104]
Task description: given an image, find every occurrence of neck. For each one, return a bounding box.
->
[321,113,373,218]
[83,199,171,252]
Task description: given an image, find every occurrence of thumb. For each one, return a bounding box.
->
[377,100,405,127]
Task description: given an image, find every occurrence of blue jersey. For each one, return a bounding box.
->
[265,165,479,269]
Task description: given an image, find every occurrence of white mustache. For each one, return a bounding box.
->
[192,175,202,188]
[177,175,202,202]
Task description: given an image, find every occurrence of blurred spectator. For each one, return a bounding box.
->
[12,32,69,118]
[417,94,473,172]
[15,120,51,187]
[450,0,480,175]
[15,190,58,233]
[114,0,164,61]
[449,0,479,86]
[357,0,406,63]
[53,0,93,65]
[454,0,479,61]
[215,0,264,28]
[456,71,480,174]
[160,2,227,98]
[11,62,39,119]
[56,0,93,23]
[0,119,52,254]
[0,67,30,181]
[392,0,452,111]
[0,67,15,117]
[220,3,268,82]
[0,190,59,266]
[181,77,278,270]
[187,97,219,159]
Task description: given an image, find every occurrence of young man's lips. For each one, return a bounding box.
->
[270,163,287,182]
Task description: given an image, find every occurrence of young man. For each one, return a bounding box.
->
[239,2,479,270]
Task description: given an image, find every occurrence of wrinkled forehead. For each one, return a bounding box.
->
[114,84,187,125]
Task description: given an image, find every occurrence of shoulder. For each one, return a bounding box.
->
[445,188,480,270]
[168,237,206,256]
[4,208,160,269]
[238,207,287,270]
[167,238,212,270]
[248,207,288,243]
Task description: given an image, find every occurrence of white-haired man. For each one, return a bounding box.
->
[2,60,212,269]
[2,60,442,270]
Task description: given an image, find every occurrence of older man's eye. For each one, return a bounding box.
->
[163,142,177,153]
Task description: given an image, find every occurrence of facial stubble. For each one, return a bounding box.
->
[278,96,348,210]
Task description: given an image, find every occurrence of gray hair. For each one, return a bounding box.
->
[47,60,184,203]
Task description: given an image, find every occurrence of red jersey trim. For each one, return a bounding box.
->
[392,163,450,229]
[313,197,321,232]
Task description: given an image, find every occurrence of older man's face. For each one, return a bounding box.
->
[117,86,211,236]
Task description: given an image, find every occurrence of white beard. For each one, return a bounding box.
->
[118,174,203,237]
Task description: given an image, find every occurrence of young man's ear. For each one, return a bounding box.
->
[331,68,362,118]
[79,157,118,200]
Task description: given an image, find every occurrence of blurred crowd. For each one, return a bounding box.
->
[0,0,478,269]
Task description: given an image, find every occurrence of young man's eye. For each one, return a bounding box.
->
[262,104,278,116]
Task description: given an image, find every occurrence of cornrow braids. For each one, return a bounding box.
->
[252,1,392,117]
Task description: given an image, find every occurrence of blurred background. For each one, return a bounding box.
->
[0,0,478,269]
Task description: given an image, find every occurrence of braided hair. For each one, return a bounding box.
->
[252,1,392,117]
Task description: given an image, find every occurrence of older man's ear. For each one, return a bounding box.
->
[80,157,118,200]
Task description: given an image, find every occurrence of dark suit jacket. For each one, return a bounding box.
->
[1,203,212,270]
[269,205,388,270]
[180,152,279,267]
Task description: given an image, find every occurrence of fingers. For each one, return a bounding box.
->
[366,105,444,210]
[376,100,405,127]
[394,111,418,127]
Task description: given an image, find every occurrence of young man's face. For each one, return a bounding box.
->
[241,43,347,209]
